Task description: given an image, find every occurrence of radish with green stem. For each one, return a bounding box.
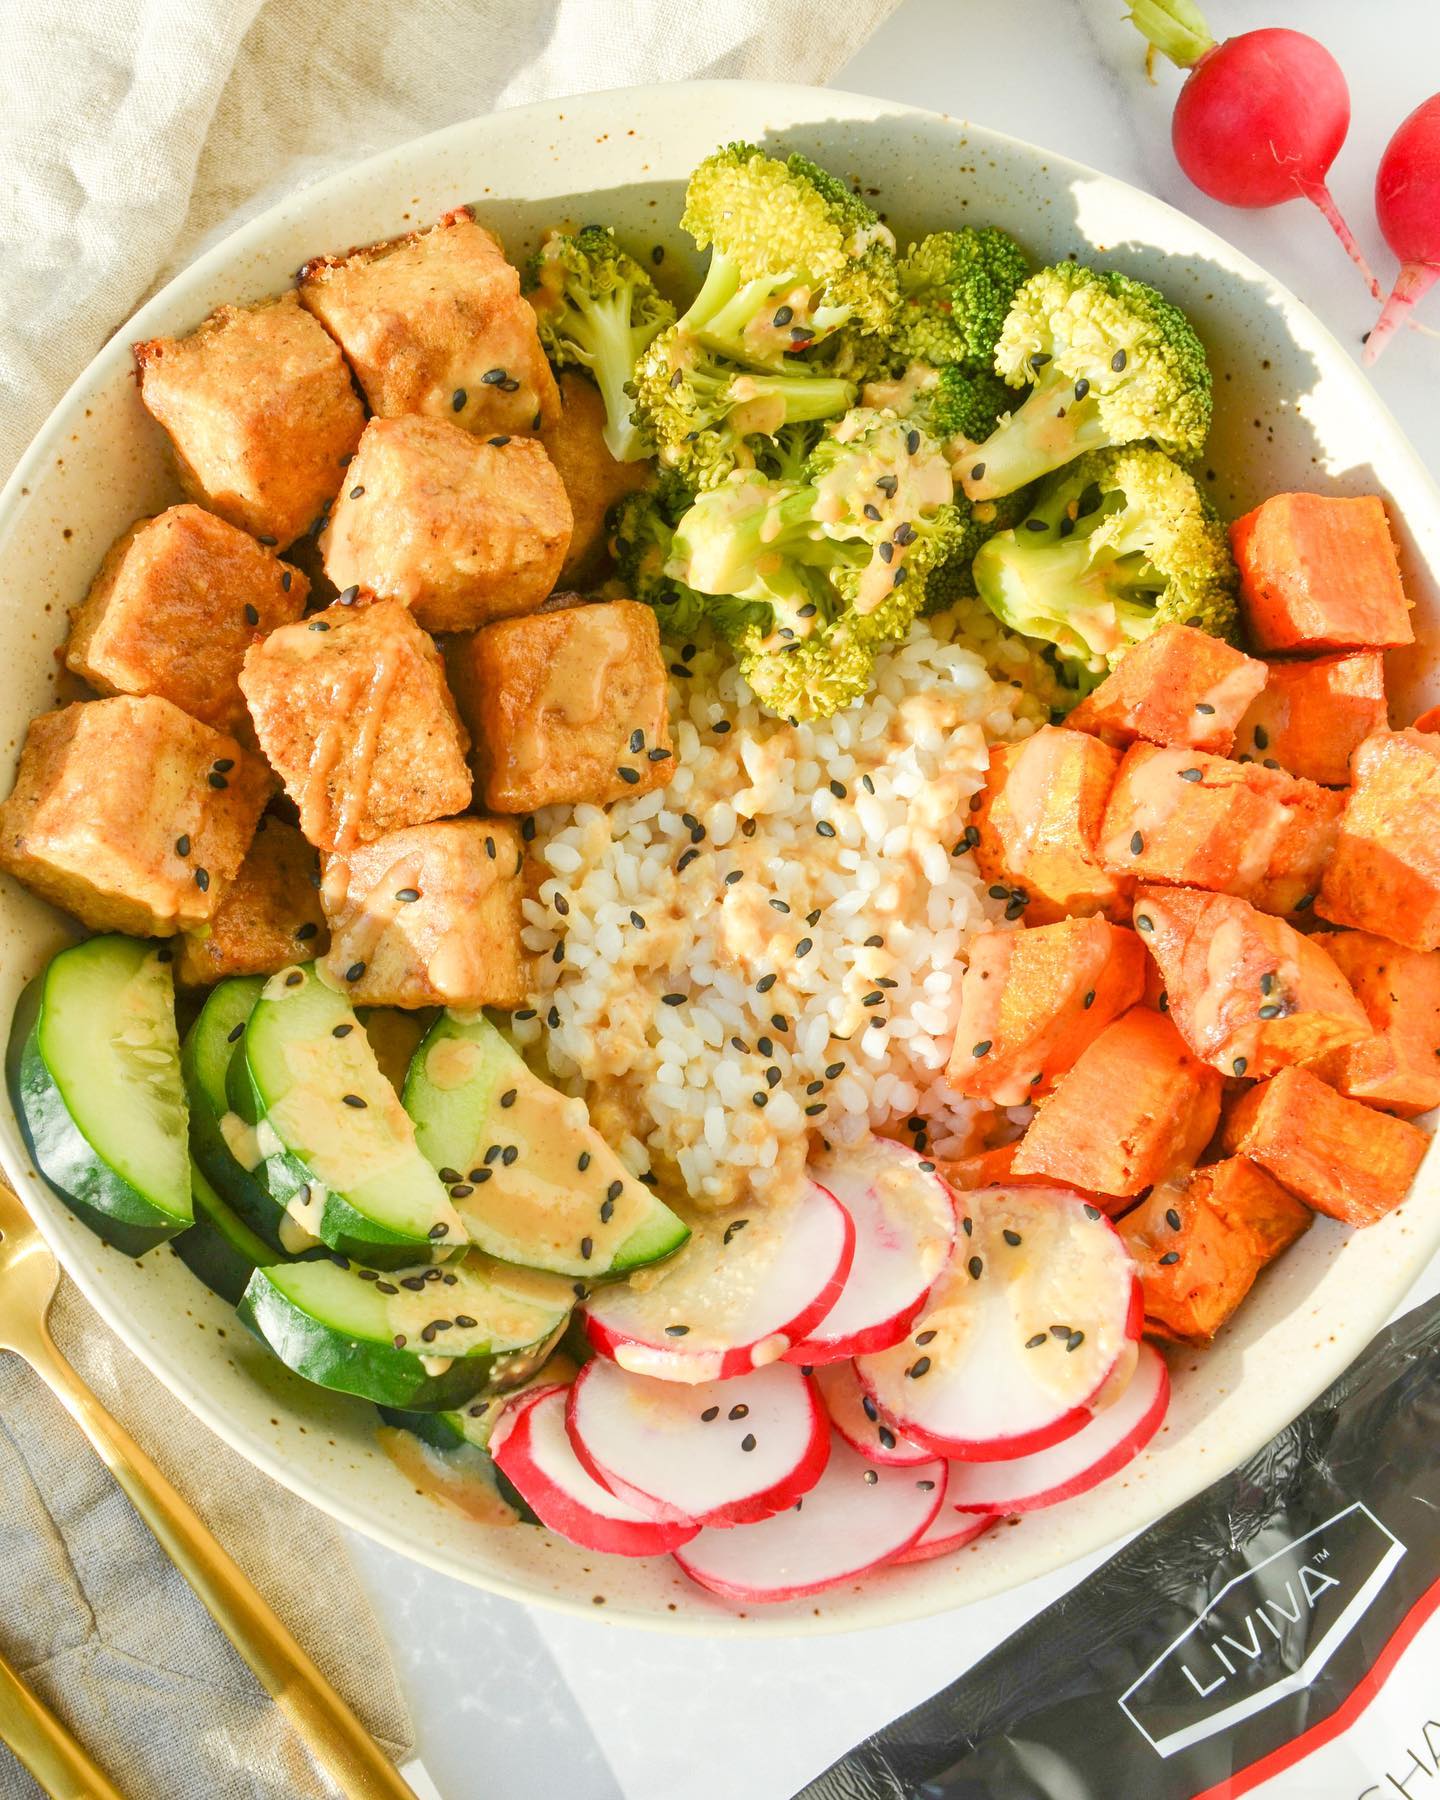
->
[1364,95,1440,363]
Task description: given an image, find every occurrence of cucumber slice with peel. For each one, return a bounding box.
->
[173,1160,294,1304]
[379,1347,581,1452]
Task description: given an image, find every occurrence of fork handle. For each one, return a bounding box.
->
[0,1642,128,1800]
[26,1329,417,1800]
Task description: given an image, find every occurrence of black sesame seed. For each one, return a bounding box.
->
[741,1433,757,1452]
[661,992,685,1007]
[967,1256,983,1280]
[816,820,836,838]
[332,1023,352,1038]
[795,937,813,958]
[878,1426,896,1449]
[207,772,228,790]
[1166,1207,1183,1231]
[309,620,330,632]
[429,1222,451,1239]
[723,1219,749,1245]
[488,435,511,448]
[758,1036,773,1057]
[1195,701,1216,715]
[752,1092,768,1108]
[522,816,537,841]
[907,1357,932,1378]
[862,991,884,1007]
[1083,1203,1102,1221]
[970,462,985,481]
[175,834,190,857]
[392,1334,407,1348]
[649,746,673,762]
[1066,1330,1086,1352]
[863,503,882,522]
[1002,1228,1022,1247]
[578,1151,592,1172]
[481,367,507,385]
[345,961,366,982]
[342,1093,366,1109]
[501,1145,518,1165]
[701,1405,719,1421]
[1295,893,1315,912]
[1233,1056,1248,1076]
[547,1006,560,1028]
[972,1039,992,1058]
[617,765,640,785]
[676,848,699,872]
[1180,767,1203,782]
[1136,913,1153,932]
[500,1088,517,1108]
[194,868,210,891]
[1159,1250,1181,1265]
[600,1199,615,1224]
[1259,1002,1283,1019]
[773,304,794,327]
[771,1014,788,1032]
[1130,831,1145,856]
[825,1061,845,1079]
[580,1238,593,1261]
[1025,1332,1047,1349]
[1111,349,1127,372]
[1074,377,1091,401]
[756,973,777,994]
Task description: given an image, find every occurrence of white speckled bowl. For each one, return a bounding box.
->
[2,81,1438,1634]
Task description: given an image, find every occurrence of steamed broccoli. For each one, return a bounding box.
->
[956,264,1213,501]
[921,485,1037,616]
[527,227,676,461]
[891,228,1031,373]
[609,476,768,641]
[970,445,1238,674]
[863,362,1020,451]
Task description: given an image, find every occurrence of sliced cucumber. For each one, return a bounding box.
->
[238,1249,574,1410]
[378,1348,580,1452]
[6,937,191,1257]
[403,1012,688,1278]
[230,966,461,1267]
[173,1160,285,1304]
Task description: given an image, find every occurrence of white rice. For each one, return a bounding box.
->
[511,605,1049,1211]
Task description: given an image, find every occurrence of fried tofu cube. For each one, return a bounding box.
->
[1100,744,1341,917]
[240,597,471,852]
[1135,886,1368,1078]
[973,726,1129,925]
[541,371,652,589]
[298,207,559,440]
[1317,729,1440,951]
[1011,1005,1223,1199]
[320,819,528,1009]
[320,416,571,633]
[0,697,271,936]
[1217,1064,1428,1225]
[64,505,308,733]
[1307,930,1440,1117]
[1118,1158,1312,1344]
[135,292,363,548]
[1066,624,1267,756]
[1233,652,1387,787]
[1229,493,1414,652]
[176,817,326,986]
[448,599,672,812]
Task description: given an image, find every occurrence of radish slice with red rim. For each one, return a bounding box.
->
[673,1431,946,1603]
[490,1385,698,1557]
[890,1509,992,1566]
[856,1184,1142,1463]
[566,1357,828,1527]
[785,1139,957,1365]
[581,1178,853,1383]
[950,1341,1169,1515]
[814,1358,932,1468]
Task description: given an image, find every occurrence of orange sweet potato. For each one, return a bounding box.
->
[1099,744,1341,918]
[1011,1005,1223,1199]
[1135,886,1369,1078]
[1217,1064,1428,1225]
[1412,704,1440,733]
[1067,624,1267,756]
[973,726,1130,925]
[1118,1157,1312,1344]
[1317,729,1440,952]
[938,1141,1102,1197]
[947,918,1147,1104]
[1230,493,1414,652]
[1234,652,1388,787]
[1307,930,1440,1117]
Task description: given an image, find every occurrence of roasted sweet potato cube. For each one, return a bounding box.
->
[177,818,326,986]
[1307,930,1440,1117]
[320,819,528,1009]
[240,597,471,853]
[64,505,308,733]
[1233,652,1387,787]
[448,599,673,812]
[1067,624,1266,756]
[134,292,363,548]
[1118,1158,1312,1344]
[947,917,1146,1104]
[0,697,270,936]
[1317,729,1440,952]
[973,726,1129,925]
[1135,886,1368,1078]
[542,371,652,589]
[1011,1006,1223,1199]
[320,416,571,635]
[1229,493,1414,652]
[1100,744,1341,917]
[940,1140,1111,1205]
[1411,704,1440,733]
[298,207,559,440]
[1218,1065,1428,1224]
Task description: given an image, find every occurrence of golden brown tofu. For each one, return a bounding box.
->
[65,506,309,733]
[449,600,673,812]
[320,417,572,633]
[135,292,363,548]
[0,697,271,936]
[320,818,528,1009]
[542,372,651,588]
[240,597,471,853]
[298,207,560,440]
[176,817,327,986]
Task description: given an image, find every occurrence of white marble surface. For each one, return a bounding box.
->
[349,4,1440,1795]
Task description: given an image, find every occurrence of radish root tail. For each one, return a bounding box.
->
[1301,181,1383,301]
[1365,262,1440,365]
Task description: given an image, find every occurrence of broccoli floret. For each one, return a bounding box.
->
[921,485,1037,616]
[892,228,1031,373]
[956,264,1213,501]
[734,619,877,722]
[676,144,899,370]
[752,420,825,485]
[970,445,1238,674]
[864,363,1020,449]
[527,227,676,461]
[610,476,768,641]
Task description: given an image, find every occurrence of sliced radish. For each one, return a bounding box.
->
[581,1178,853,1383]
[814,1359,932,1468]
[673,1431,946,1602]
[856,1184,1142,1463]
[566,1357,828,1527]
[890,1510,993,1566]
[785,1138,957,1364]
[490,1385,698,1557]
[950,1341,1169,1516]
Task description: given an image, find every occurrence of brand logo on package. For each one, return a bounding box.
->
[1119,1502,1405,1759]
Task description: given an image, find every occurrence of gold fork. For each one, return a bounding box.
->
[0,1639,127,1800]
[0,1178,417,1800]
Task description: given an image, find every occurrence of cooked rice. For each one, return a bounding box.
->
[511,605,1050,1211]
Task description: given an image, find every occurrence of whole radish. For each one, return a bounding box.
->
[1125,1,1380,297]
[1364,95,1440,363]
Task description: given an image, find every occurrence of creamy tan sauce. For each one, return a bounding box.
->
[507,609,633,781]
[376,1427,519,1527]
